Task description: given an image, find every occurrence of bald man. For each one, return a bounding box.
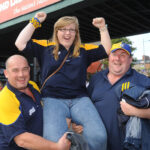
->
[0,55,70,150]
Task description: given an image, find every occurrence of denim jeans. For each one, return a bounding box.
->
[43,96,107,150]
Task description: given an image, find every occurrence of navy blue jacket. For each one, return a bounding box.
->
[121,85,150,150]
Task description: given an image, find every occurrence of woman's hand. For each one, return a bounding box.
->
[72,123,83,134]
[92,17,106,29]
[66,118,83,134]
[35,12,47,23]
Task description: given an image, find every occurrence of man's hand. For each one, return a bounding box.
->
[35,12,47,23]
[120,101,138,116]
[57,133,71,150]
[92,17,106,29]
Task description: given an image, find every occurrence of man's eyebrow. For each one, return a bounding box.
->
[24,66,29,69]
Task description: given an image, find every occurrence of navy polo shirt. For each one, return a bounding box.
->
[23,39,107,99]
[0,81,43,150]
[88,68,150,150]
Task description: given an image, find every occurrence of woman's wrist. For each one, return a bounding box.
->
[99,24,108,32]
[29,17,42,29]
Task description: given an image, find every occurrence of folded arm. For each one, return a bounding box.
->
[120,101,150,119]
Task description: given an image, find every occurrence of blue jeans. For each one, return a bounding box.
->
[43,96,107,150]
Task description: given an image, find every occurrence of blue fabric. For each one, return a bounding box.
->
[0,82,43,150]
[121,83,146,100]
[88,67,150,150]
[121,86,150,150]
[42,96,107,150]
[118,87,150,149]
[119,83,144,150]
[121,84,150,108]
[67,131,90,150]
[124,117,141,150]
[23,40,107,99]
[127,90,150,108]
[141,119,150,150]
[124,137,141,150]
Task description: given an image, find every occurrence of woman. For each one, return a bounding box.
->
[15,12,111,150]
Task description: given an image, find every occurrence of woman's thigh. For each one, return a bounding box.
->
[71,97,106,135]
[42,97,70,142]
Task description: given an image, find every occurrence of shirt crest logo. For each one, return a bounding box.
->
[29,107,36,116]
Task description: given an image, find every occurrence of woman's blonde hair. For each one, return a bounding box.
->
[52,16,81,60]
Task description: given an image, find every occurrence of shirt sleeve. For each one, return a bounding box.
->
[87,73,97,98]
[0,96,26,145]
[85,44,108,65]
[23,39,55,68]
[23,40,42,56]
[2,117,26,146]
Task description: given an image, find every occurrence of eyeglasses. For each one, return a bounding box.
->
[58,28,76,33]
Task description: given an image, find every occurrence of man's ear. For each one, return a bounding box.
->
[4,69,8,78]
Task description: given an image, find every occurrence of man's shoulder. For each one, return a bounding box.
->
[131,69,150,80]
[0,86,21,126]
[89,70,106,86]
[92,70,105,80]
[0,85,15,99]
[0,86,20,118]
[127,68,150,87]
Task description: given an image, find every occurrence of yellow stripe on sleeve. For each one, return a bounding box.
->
[124,82,127,90]
[127,82,130,89]
[32,39,55,47]
[80,44,99,50]
[122,83,125,92]
[121,81,130,92]
[0,87,21,125]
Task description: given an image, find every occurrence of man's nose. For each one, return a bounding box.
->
[115,54,120,60]
[18,71,24,76]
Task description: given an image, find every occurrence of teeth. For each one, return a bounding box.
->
[18,79,25,81]
[114,64,121,66]
[64,37,70,39]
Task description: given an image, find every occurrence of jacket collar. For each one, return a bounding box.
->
[6,81,34,96]
[102,67,133,81]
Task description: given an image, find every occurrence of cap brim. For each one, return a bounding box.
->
[111,48,130,55]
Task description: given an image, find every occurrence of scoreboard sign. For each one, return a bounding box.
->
[0,0,61,23]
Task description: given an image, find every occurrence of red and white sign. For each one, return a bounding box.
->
[0,0,61,23]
